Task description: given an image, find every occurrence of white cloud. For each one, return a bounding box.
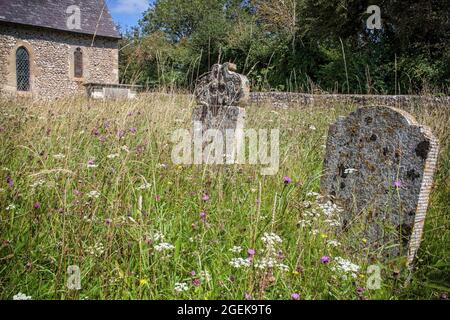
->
[111,0,149,14]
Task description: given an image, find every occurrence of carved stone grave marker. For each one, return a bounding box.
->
[321,106,439,265]
[192,63,249,164]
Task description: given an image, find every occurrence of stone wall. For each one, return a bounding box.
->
[0,23,119,99]
[250,92,450,108]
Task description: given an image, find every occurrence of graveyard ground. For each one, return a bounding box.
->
[0,94,448,300]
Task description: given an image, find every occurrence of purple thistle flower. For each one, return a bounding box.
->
[155,195,161,202]
[91,127,99,136]
[356,287,365,295]
[394,180,402,188]
[130,127,137,134]
[33,202,41,209]
[117,130,125,139]
[244,293,253,300]
[200,211,207,222]
[202,194,210,202]
[105,218,112,225]
[6,176,13,188]
[192,278,201,287]
[190,270,196,277]
[283,176,292,185]
[291,293,301,300]
[320,255,331,264]
[247,248,255,256]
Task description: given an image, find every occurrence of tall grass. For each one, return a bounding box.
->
[0,94,448,300]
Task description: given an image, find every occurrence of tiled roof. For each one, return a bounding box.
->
[0,0,120,39]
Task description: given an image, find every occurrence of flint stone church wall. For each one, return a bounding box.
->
[0,23,119,99]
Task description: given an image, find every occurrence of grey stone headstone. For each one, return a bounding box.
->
[321,106,439,265]
[192,63,249,163]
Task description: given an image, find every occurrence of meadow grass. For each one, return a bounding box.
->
[0,93,448,300]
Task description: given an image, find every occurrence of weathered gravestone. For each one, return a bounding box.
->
[192,63,250,164]
[321,106,439,265]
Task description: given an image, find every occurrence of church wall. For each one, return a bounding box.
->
[0,23,119,98]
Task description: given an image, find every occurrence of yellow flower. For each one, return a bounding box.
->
[320,233,328,239]
[362,238,368,244]
[139,278,149,286]
[292,271,300,276]
[167,181,173,186]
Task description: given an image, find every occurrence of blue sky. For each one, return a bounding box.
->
[105,0,152,31]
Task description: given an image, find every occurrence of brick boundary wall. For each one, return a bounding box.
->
[250,92,450,108]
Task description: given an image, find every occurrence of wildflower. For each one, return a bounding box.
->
[190,270,196,277]
[283,176,292,184]
[137,182,151,190]
[200,211,207,222]
[174,282,189,293]
[30,179,45,188]
[261,232,283,246]
[440,293,448,300]
[230,258,251,268]
[130,127,137,134]
[344,168,358,174]
[85,242,105,257]
[6,204,16,210]
[192,278,201,287]
[230,246,243,253]
[147,231,164,242]
[6,176,13,188]
[247,248,256,257]
[244,293,253,300]
[91,127,99,136]
[53,154,65,160]
[327,240,341,247]
[107,153,119,159]
[332,257,360,279]
[154,242,175,252]
[291,293,300,300]
[33,202,41,209]
[356,287,365,295]
[202,194,210,202]
[320,256,331,264]
[13,292,32,300]
[121,145,130,153]
[88,190,100,199]
[87,160,98,168]
[394,180,402,188]
[105,218,112,225]
[155,195,161,202]
[140,279,149,286]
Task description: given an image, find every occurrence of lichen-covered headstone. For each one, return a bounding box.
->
[321,106,439,265]
[192,63,249,163]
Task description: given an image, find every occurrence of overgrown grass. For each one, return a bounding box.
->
[0,94,448,300]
